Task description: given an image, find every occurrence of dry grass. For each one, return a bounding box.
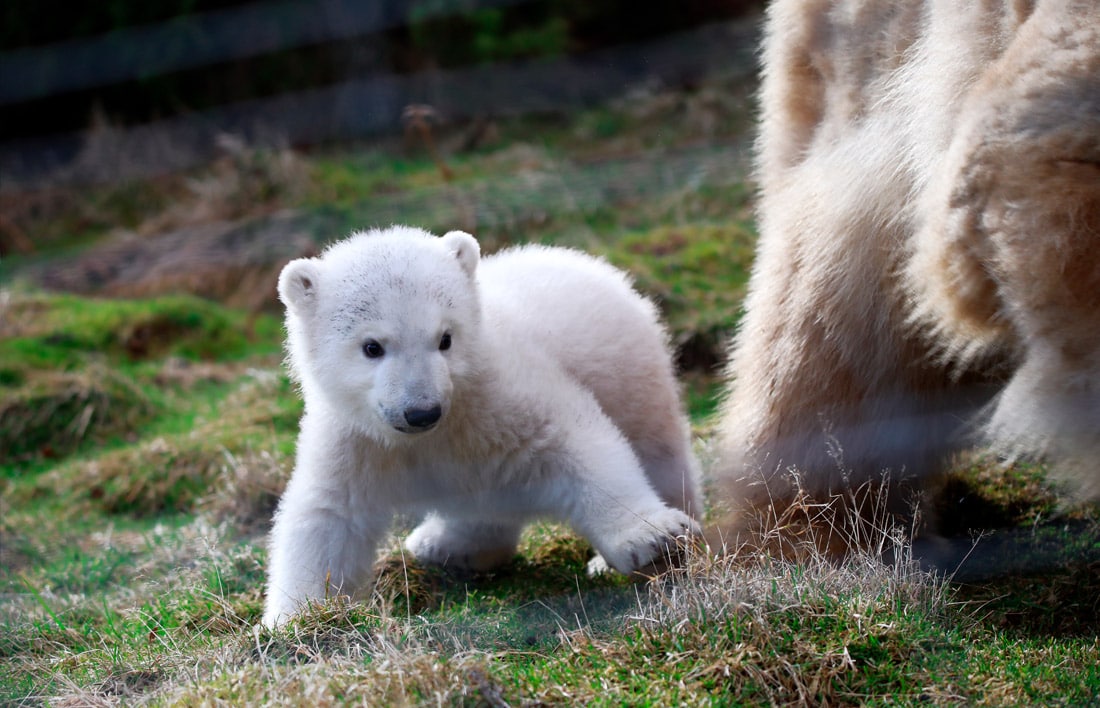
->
[0,364,154,464]
[1,121,311,312]
[3,71,1098,703]
[15,511,952,706]
[200,447,290,533]
[135,133,311,236]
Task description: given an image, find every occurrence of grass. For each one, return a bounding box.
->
[2,70,1099,705]
[0,291,284,469]
[2,296,1097,706]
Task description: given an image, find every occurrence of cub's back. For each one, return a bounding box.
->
[478,245,680,420]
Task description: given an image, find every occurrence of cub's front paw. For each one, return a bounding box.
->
[262,591,304,629]
[594,508,700,575]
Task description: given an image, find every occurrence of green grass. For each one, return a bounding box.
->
[2,71,1099,705]
[0,291,281,364]
[0,295,286,470]
[1,291,1095,703]
[7,503,1095,705]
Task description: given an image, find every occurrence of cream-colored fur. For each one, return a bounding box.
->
[714,0,1100,546]
[263,227,700,627]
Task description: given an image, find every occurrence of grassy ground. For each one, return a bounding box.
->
[2,71,1099,705]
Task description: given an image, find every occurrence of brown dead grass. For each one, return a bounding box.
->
[201,447,290,533]
[0,365,154,464]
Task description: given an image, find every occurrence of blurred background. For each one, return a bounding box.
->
[1,0,765,384]
[3,0,762,176]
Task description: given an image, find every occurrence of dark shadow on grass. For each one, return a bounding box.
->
[925,505,1100,637]
[914,462,1100,637]
[372,537,647,651]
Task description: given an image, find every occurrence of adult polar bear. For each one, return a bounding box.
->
[263,227,700,627]
[715,0,1100,545]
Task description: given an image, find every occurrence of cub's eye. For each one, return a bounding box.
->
[362,340,385,359]
[439,332,452,351]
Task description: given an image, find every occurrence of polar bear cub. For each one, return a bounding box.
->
[263,226,700,627]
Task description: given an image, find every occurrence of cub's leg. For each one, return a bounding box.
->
[263,430,389,628]
[554,394,700,574]
[405,515,523,571]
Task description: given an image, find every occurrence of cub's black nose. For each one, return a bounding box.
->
[404,405,442,429]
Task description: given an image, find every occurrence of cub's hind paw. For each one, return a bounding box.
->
[405,517,519,572]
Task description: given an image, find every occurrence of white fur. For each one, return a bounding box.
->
[714,0,1100,540]
[263,226,700,627]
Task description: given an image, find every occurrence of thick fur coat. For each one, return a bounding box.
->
[714,0,1100,546]
[263,227,700,626]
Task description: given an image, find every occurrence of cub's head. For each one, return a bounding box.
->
[278,226,482,443]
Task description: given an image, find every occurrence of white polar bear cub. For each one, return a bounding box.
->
[263,226,701,627]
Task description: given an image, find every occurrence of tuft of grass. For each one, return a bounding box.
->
[0,364,154,465]
[0,290,285,468]
[201,447,291,533]
[541,547,951,705]
[137,133,312,236]
[7,368,297,519]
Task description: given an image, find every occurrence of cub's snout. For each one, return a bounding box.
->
[402,404,443,431]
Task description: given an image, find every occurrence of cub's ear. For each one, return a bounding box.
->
[441,230,480,278]
[278,258,322,314]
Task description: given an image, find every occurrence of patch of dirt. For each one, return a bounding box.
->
[25,210,317,313]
